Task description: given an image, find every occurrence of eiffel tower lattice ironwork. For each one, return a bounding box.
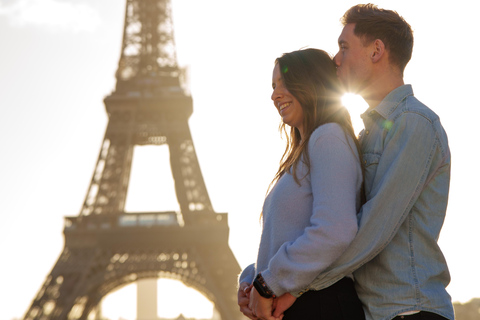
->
[23,0,241,319]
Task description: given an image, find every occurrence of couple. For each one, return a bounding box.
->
[237,4,454,320]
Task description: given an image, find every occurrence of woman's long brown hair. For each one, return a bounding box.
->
[271,49,364,193]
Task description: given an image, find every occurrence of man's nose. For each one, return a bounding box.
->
[333,53,341,66]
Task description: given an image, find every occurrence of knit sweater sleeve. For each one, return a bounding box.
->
[238,263,255,285]
[260,124,361,297]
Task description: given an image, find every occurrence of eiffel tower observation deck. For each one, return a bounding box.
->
[22,0,241,319]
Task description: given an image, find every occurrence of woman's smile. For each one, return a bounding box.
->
[279,102,292,113]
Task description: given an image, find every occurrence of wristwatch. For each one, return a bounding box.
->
[253,273,276,299]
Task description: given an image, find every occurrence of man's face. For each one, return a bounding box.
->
[334,23,373,94]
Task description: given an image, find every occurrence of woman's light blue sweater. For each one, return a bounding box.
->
[239,123,363,297]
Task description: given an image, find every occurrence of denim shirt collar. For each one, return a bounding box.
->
[361,84,414,120]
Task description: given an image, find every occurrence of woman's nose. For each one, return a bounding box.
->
[271,87,282,101]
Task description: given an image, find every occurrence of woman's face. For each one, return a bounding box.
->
[271,63,304,138]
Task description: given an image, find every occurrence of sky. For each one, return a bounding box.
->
[0,0,479,319]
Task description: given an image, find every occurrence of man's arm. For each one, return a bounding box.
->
[302,112,441,291]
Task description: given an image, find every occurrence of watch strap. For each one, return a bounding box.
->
[253,273,276,299]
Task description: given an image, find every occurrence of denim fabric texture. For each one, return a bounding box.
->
[297,85,454,320]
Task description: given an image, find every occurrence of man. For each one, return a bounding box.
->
[301,4,453,320]
[240,4,454,320]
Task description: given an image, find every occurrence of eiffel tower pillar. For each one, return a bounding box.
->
[22,0,242,319]
[137,279,158,320]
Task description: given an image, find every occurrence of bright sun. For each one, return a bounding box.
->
[341,93,368,135]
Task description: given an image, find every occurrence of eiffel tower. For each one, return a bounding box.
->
[23,0,241,319]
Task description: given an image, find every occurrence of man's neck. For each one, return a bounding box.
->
[362,75,405,111]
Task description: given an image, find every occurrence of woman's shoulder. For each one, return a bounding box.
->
[308,123,357,156]
[310,122,347,141]
[308,123,360,163]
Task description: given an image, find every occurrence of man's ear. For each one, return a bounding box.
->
[371,39,385,63]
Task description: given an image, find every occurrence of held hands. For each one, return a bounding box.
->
[238,282,256,319]
[237,281,297,320]
[272,293,296,319]
[248,286,277,320]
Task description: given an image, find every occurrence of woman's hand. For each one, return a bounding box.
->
[248,287,278,320]
[238,281,295,320]
[238,282,257,319]
[273,292,296,318]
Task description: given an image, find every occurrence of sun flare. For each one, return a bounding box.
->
[341,93,368,136]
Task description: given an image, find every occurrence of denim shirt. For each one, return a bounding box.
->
[299,85,454,320]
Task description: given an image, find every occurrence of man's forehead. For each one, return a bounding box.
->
[338,24,359,43]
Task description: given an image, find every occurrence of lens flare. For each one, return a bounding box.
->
[341,93,368,135]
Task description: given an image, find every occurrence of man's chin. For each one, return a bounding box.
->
[342,81,365,96]
[339,82,359,94]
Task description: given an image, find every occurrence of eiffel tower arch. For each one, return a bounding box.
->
[22,0,242,319]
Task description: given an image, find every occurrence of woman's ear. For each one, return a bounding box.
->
[371,39,385,63]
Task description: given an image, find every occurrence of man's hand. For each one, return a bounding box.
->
[238,282,257,319]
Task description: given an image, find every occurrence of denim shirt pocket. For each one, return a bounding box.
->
[362,152,381,199]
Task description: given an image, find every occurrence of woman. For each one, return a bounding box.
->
[237,48,365,320]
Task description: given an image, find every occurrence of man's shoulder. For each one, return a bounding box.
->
[391,94,450,156]
[380,85,438,123]
[394,94,440,124]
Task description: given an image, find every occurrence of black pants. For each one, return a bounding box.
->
[393,311,449,320]
[283,277,365,320]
